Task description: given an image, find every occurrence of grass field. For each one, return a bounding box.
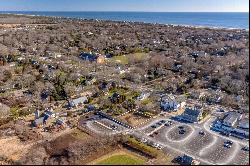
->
[96,154,146,165]
[89,150,147,165]
[112,55,129,64]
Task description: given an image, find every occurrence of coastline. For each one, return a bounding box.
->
[0,12,248,31]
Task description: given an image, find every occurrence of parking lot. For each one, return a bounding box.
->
[82,114,249,165]
[229,144,250,165]
[135,118,249,165]
[166,124,194,142]
[85,118,128,135]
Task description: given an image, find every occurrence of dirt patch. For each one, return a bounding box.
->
[0,136,33,161]
[119,113,150,127]
[0,24,20,28]
[18,131,122,165]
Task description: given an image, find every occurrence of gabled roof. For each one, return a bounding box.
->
[79,53,97,61]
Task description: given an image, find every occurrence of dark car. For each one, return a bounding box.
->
[151,125,157,128]
[225,140,233,145]
[242,146,249,151]
[178,126,184,129]
[157,122,162,125]
[221,132,230,137]
[165,123,170,126]
[111,125,118,130]
[174,156,183,162]
[224,143,232,148]
[160,120,166,124]
[179,129,186,134]
[199,130,205,136]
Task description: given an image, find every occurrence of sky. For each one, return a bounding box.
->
[0,0,249,12]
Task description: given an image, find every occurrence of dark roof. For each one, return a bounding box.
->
[182,155,193,164]
[112,92,120,98]
[105,54,113,58]
[184,107,202,117]
[56,119,64,125]
[87,105,96,111]
[79,53,97,61]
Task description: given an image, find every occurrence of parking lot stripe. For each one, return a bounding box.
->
[199,135,218,156]
[217,142,241,165]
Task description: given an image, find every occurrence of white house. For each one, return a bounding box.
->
[68,96,88,108]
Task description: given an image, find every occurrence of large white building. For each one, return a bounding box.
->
[211,111,249,140]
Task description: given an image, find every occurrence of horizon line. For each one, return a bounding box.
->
[0,10,249,13]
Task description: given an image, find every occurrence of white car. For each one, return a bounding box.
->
[141,138,147,143]
[152,143,159,148]
[157,145,163,150]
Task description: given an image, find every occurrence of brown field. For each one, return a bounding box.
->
[0,136,33,161]
[119,113,150,127]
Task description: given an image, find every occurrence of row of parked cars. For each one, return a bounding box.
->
[134,136,164,150]
[223,139,249,151]
[151,120,173,129]
[224,140,233,148]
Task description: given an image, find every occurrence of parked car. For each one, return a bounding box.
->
[179,129,186,134]
[242,146,249,151]
[221,132,230,137]
[224,140,233,148]
[157,145,163,150]
[151,125,157,128]
[111,125,118,130]
[141,138,147,143]
[224,143,232,148]
[152,143,159,148]
[225,140,233,145]
[165,123,170,126]
[199,130,205,136]
[174,156,183,162]
[154,132,159,135]
[160,120,166,124]
[178,126,184,129]
[157,122,162,125]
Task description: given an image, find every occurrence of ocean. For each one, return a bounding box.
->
[1,11,249,29]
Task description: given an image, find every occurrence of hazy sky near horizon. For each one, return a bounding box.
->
[0,0,249,12]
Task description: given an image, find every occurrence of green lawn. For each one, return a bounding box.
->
[134,53,148,60]
[96,154,146,165]
[112,55,129,65]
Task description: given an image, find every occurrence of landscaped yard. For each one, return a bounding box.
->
[94,152,147,165]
